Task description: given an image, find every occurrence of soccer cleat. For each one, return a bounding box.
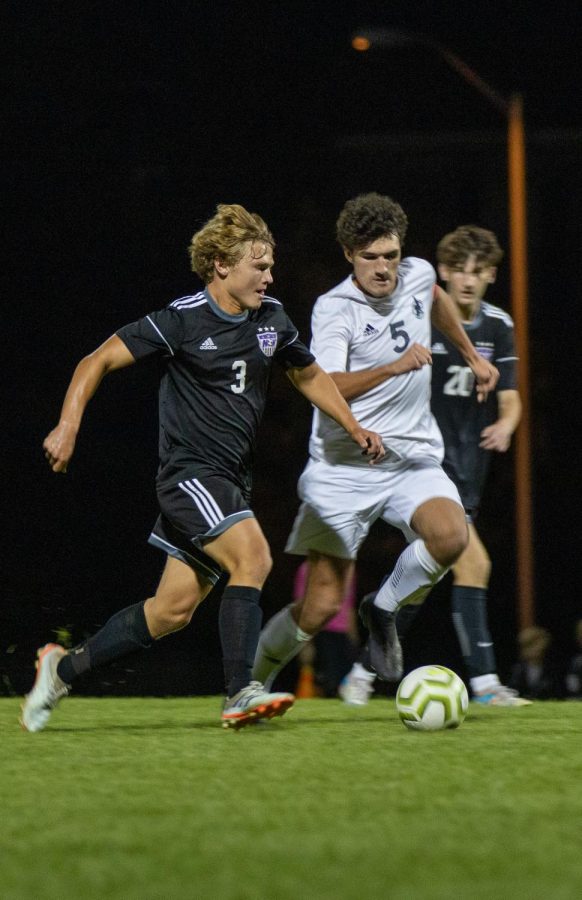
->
[20,643,70,732]
[473,684,533,707]
[339,668,375,706]
[221,681,294,730]
[359,594,403,681]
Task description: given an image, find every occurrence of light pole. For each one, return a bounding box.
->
[352,29,535,629]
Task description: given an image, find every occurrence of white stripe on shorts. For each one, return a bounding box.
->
[178,479,225,528]
[188,479,225,520]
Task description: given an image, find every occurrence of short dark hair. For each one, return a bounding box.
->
[336,193,408,252]
[436,225,503,268]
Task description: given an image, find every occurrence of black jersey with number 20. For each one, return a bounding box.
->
[117,289,315,492]
[430,300,518,513]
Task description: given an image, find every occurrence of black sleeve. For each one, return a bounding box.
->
[274,312,316,370]
[116,306,185,360]
[494,319,518,391]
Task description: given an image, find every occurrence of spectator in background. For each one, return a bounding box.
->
[565,619,582,699]
[510,626,564,699]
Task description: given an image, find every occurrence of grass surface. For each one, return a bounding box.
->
[2,696,582,899]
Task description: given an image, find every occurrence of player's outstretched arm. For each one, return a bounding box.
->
[43,335,136,473]
[432,286,499,402]
[329,343,432,402]
[287,362,385,463]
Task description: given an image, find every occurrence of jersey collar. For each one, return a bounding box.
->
[204,288,249,323]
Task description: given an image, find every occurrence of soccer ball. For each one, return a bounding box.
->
[396,665,468,731]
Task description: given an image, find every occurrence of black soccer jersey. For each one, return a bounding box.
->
[117,289,315,492]
[430,301,518,512]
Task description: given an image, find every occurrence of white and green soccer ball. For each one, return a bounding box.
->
[396,665,469,731]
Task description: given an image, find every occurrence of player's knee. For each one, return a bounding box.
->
[430,523,469,567]
[151,591,198,635]
[230,546,272,586]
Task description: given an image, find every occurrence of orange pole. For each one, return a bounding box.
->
[507,93,535,628]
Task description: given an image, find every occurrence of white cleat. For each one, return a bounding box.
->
[221,681,294,730]
[20,644,70,732]
[473,684,533,707]
[339,668,375,707]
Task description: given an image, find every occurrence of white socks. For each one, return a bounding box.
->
[352,662,376,682]
[252,604,311,690]
[374,540,449,613]
[471,674,500,693]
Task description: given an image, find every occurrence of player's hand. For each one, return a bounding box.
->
[469,357,499,403]
[479,421,512,452]
[391,343,432,376]
[351,427,385,464]
[43,420,78,473]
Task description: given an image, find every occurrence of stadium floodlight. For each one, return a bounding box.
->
[352,27,534,630]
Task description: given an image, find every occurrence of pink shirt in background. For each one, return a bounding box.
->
[293,560,356,633]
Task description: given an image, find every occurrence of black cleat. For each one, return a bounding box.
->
[359,594,403,682]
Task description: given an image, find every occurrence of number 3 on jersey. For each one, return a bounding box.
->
[231,360,247,394]
[443,365,475,397]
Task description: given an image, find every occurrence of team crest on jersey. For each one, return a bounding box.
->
[257,327,278,357]
[412,297,424,319]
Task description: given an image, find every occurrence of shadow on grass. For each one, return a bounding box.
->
[41,712,395,733]
[44,720,222,733]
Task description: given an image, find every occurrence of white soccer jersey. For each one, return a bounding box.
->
[309,257,444,466]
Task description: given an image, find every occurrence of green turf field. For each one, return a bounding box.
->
[2,697,582,899]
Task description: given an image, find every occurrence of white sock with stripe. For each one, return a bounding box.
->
[374,540,448,613]
[252,605,311,690]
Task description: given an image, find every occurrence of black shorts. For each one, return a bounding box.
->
[148,472,254,585]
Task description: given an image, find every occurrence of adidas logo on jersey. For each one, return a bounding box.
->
[431,342,448,354]
[199,337,218,350]
[363,323,379,337]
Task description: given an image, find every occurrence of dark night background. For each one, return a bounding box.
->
[3,0,582,697]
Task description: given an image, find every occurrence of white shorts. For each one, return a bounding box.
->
[285,457,463,560]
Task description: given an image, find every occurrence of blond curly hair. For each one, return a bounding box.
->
[188,203,275,284]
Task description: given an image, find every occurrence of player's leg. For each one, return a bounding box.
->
[339,608,378,706]
[253,552,353,689]
[453,524,531,706]
[204,518,294,727]
[21,556,208,732]
[363,464,467,682]
[254,460,365,689]
[341,586,428,705]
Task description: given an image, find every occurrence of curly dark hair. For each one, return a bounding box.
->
[436,225,503,268]
[336,193,408,252]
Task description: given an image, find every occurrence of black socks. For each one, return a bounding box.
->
[451,586,496,677]
[57,601,153,685]
[219,586,262,698]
